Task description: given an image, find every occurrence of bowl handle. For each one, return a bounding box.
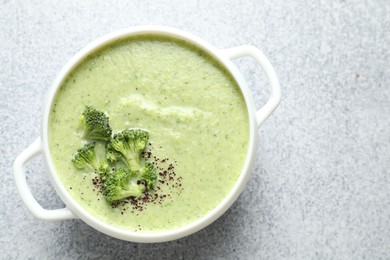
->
[220,45,281,127]
[13,137,78,221]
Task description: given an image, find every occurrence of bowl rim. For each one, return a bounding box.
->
[41,25,258,242]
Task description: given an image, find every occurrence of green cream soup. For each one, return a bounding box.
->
[49,35,249,231]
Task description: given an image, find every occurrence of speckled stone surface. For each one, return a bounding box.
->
[1,0,389,259]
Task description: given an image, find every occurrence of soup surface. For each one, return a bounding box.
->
[49,35,249,231]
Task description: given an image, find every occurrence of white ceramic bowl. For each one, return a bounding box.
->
[14,26,281,243]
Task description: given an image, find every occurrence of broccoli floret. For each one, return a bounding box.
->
[103,163,157,202]
[138,161,157,190]
[103,168,145,202]
[80,106,112,141]
[72,142,101,171]
[105,142,122,164]
[108,128,149,171]
[98,159,109,180]
[72,143,108,178]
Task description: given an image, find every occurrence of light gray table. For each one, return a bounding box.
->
[1,1,389,259]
